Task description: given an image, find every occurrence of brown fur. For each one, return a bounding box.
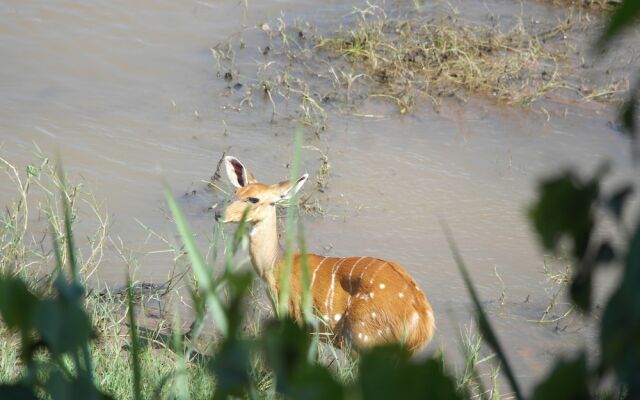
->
[220,156,435,355]
[280,255,435,354]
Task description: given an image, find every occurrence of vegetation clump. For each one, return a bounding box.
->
[314,7,624,112]
[548,0,621,11]
[214,4,626,128]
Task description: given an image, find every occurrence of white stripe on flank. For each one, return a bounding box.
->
[326,258,348,317]
[347,257,366,294]
[358,258,376,285]
[310,256,329,289]
[367,260,387,285]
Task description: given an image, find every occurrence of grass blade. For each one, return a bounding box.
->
[126,275,142,400]
[55,163,94,380]
[164,184,229,337]
[442,222,523,400]
[172,307,189,400]
[277,127,304,317]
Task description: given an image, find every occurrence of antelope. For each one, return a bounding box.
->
[215,156,435,354]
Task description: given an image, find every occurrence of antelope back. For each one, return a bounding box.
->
[286,254,435,354]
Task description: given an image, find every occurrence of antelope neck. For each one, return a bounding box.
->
[248,208,282,289]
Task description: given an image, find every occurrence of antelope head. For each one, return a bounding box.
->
[215,156,308,224]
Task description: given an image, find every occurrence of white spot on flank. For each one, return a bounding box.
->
[408,312,420,330]
[334,314,341,321]
[398,292,405,298]
[377,329,382,336]
[361,321,366,327]
[364,335,369,342]
[379,283,385,289]
[358,332,363,339]
[371,312,377,318]
[323,315,329,321]
[370,292,375,299]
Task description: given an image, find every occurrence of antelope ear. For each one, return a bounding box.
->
[280,174,309,200]
[224,156,256,188]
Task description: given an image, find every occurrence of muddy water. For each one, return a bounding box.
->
[0,0,635,391]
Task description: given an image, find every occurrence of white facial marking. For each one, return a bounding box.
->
[334,314,341,322]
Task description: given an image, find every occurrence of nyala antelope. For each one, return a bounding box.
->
[215,156,435,354]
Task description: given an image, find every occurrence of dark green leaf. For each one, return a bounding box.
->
[529,172,598,260]
[358,345,461,400]
[621,94,636,135]
[570,264,593,312]
[32,299,92,355]
[600,222,640,394]
[53,275,84,303]
[226,273,253,340]
[46,370,112,400]
[286,364,344,400]
[261,318,312,393]
[0,384,37,400]
[595,242,616,264]
[606,185,633,220]
[596,0,640,49]
[0,277,38,331]
[210,338,254,399]
[532,353,590,400]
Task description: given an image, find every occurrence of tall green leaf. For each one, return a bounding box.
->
[596,0,640,49]
[164,184,229,336]
[443,223,523,400]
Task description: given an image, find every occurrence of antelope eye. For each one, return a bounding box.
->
[247,197,259,204]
